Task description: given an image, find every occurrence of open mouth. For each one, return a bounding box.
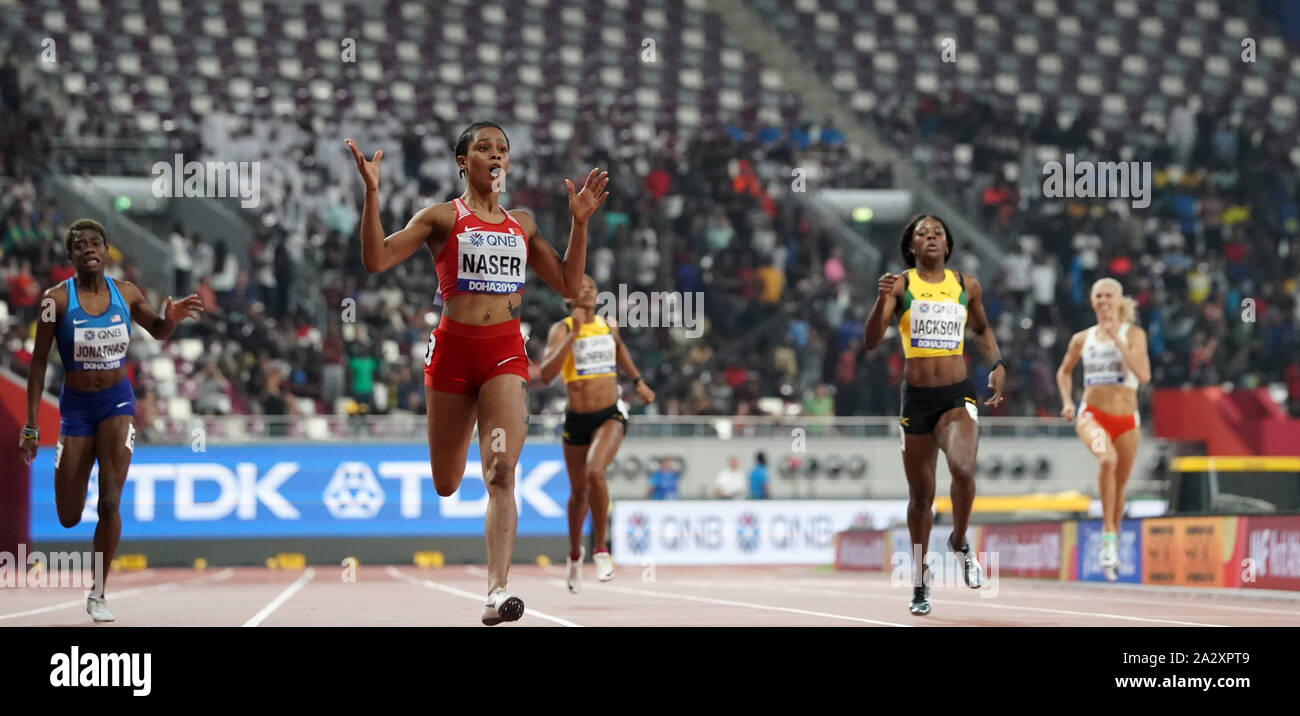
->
[489,164,503,176]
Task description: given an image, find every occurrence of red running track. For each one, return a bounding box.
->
[3,564,1299,627]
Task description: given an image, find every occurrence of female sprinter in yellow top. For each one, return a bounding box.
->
[1055,278,1150,581]
[540,275,654,593]
[864,214,1006,616]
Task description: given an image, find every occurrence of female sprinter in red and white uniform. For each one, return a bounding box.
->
[1055,278,1150,581]
[347,122,608,625]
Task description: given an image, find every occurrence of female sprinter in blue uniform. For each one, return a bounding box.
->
[347,122,607,625]
[19,219,203,622]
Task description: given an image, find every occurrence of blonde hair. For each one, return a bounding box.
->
[1091,277,1137,325]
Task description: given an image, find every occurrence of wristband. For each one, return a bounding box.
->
[632,377,645,386]
[990,359,1008,372]
[21,426,38,441]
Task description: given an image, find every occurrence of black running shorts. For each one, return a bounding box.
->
[899,379,978,435]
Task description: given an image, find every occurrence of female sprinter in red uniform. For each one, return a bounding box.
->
[864,215,1006,616]
[346,122,608,625]
[1055,277,1150,581]
[539,275,655,592]
[20,219,203,622]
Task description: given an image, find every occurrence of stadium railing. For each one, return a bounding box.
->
[139,414,1085,443]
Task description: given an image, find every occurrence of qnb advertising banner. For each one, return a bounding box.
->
[29,444,571,539]
[611,500,908,566]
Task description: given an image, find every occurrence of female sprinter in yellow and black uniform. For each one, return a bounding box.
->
[864,215,1006,616]
[540,275,654,593]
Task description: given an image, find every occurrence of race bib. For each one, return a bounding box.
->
[1083,346,1126,385]
[73,324,129,369]
[573,333,616,376]
[908,301,966,351]
[456,228,526,293]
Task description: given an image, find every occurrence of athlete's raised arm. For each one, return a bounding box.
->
[1103,320,1151,385]
[346,139,452,273]
[119,281,203,341]
[539,314,579,385]
[519,168,608,300]
[864,272,903,350]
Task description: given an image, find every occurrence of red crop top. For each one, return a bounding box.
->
[435,197,530,300]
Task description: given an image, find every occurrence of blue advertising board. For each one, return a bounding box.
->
[1076,519,1143,583]
[30,443,572,539]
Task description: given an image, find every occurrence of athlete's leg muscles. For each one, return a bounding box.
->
[1112,428,1140,527]
[584,419,625,551]
[426,385,478,497]
[475,375,528,594]
[902,432,939,583]
[53,435,97,529]
[562,441,589,558]
[934,407,979,548]
[1076,413,1119,533]
[91,415,134,596]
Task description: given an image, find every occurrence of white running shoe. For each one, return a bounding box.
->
[1100,539,1120,581]
[86,595,115,623]
[594,551,614,582]
[948,533,984,589]
[566,547,584,594]
[481,588,524,626]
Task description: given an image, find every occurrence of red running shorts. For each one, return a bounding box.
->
[424,316,530,396]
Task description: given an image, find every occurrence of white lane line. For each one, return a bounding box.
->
[779,575,1300,616]
[0,568,234,622]
[690,577,1227,627]
[386,566,581,627]
[541,578,912,627]
[242,568,316,627]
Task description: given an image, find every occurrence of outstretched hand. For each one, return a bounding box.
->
[567,168,610,223]
[165,294,204,324]
[345,139,383,192]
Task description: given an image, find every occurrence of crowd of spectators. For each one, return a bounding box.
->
[4,58,1300,428]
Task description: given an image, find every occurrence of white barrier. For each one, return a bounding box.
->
[611,499,909,565]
